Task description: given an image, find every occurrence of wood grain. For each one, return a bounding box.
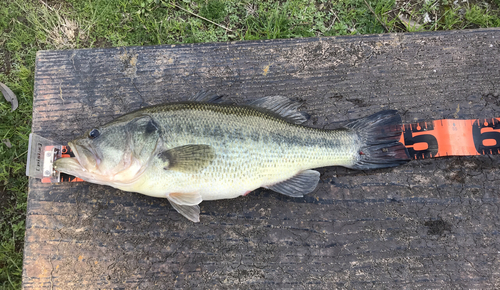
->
[25,29,500,289]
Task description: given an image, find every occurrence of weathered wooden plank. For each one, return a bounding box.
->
[24,29,500,289]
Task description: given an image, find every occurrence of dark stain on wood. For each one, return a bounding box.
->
[24,29,500,289]
[424,219,452,236]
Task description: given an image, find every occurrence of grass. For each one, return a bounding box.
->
[0,0,499,288]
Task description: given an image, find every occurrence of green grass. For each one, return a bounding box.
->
[1,0,500,288]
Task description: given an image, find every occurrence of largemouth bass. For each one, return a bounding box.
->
[54,94,409,222]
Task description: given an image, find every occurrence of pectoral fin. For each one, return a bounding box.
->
[265,170,320,197]
[167,192,203,222]
[159,145,215,173]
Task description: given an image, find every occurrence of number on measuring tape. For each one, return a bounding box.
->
[472,119,500,155]
[403,122,438,159]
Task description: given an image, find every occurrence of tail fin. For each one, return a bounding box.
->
[345,110,410,170]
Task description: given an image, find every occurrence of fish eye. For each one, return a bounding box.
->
[88,129,100,139]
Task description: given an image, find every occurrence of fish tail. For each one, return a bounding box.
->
[345,110,410,170]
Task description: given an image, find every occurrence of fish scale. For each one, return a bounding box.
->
[147,106,354,194]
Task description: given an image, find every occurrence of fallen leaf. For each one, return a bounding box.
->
[2,139,12,148]
[0,82,18,111]
[398,14,423,31]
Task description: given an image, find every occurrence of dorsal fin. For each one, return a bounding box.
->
[188,91,224,103]
[245,96,309,124]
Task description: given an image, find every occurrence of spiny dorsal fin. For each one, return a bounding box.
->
[188,91,224,103]
[159,145,215,173]
[245,96,309,124]
[265,170,320,197]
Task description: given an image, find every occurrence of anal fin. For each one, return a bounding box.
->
[265,170,320,197]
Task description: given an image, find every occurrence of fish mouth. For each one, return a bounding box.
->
[53,128,158,188]
[69,141,101,172]
[54,140,145,186]
[54,141,101,180]
[53,156,80,173]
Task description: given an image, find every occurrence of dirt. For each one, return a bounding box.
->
[93,37,113,48]
[0,185,8,212]
[0,47,11,76]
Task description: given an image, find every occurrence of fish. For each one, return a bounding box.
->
[54,93,410,222]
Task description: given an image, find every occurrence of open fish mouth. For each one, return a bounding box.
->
[54,156,85,176]
[69,142,87,170]
[71,142,101,171]
[54,156,106,184]
[54,141,101,179]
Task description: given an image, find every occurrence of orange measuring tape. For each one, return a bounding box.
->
[399,118,500,159]
[43,117,500,183]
